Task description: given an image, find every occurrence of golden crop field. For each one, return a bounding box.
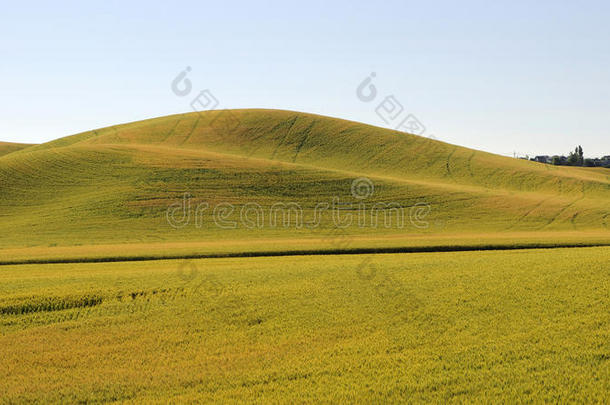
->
[1,248,609,403]
[1,110,609,403]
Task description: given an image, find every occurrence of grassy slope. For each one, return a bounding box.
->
[0,109,608,258]
[0,141,33,158]
[1,247,608,402]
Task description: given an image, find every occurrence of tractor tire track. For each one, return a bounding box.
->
[271,116,298,160]
[445,147,458,181]
[292,120,316,163]
[503,195,554,231]
[540,195,584,230]
[180,117,201,145]
[467,151,476,178]
[161,119,182,143]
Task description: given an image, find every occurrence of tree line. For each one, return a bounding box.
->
[527,146,610,168]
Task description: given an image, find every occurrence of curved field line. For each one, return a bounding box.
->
[292,121,316,163]
[160,119,182,143]
[503,195,555,231]
[445,147,458,180]
[180,117,201,145]
[567,181,587,230]
[467,151,476,178]
[539,196,584,230]
[271,116,298,159]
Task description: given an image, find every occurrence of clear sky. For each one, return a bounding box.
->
[1,0,609,157]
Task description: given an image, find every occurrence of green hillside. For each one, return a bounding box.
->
[0,141,33,158]
[1,109,608,260]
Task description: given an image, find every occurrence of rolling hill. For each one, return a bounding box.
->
[0,141,33,158]
[1,109,609,262]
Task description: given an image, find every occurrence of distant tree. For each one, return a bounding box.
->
[584,158,595,167]
[578,145,584,166]
[567,149,579,166]
[551,156,562,165]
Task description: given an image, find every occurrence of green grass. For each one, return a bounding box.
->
[0,110,608,259]
[1,247,608,403]
[0,141,33,158]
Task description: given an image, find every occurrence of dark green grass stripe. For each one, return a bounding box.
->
[1,242,609,266]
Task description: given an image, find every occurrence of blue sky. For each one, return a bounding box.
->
[1,0,609,157]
